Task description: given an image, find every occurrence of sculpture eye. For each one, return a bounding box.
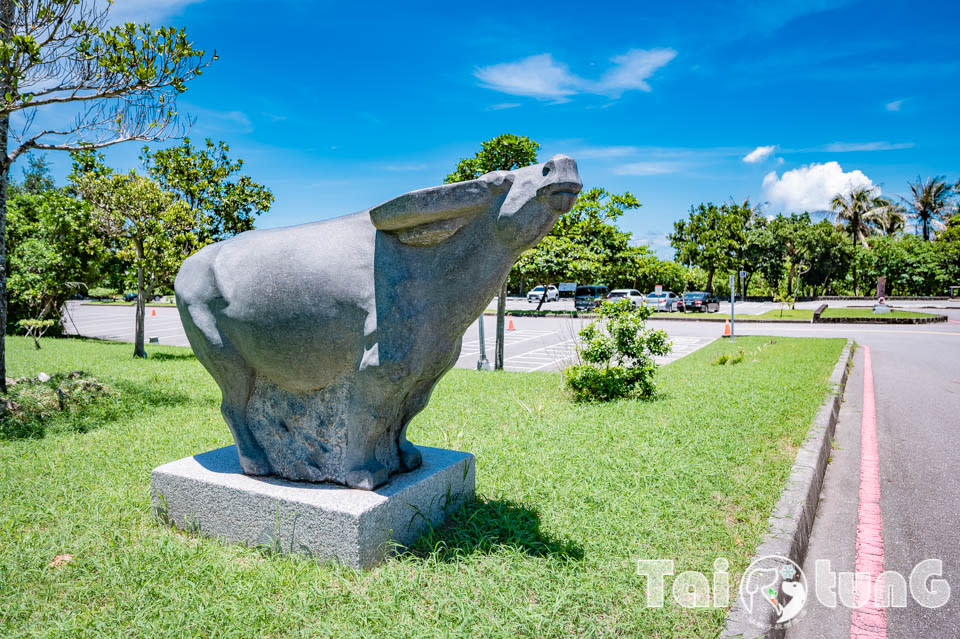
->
[542,164,552,176]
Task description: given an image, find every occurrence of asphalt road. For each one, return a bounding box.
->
[63,301,960,634]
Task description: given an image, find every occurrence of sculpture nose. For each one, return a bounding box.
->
[544,154,582,195]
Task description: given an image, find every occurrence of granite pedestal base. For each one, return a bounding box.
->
[150,444,475,569]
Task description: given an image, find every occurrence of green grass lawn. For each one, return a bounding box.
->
[749,307,935,320]
[0,335,844,638]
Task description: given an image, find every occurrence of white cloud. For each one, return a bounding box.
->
[487,103,522,111]
[475,54,580,101]
[593,49,678,97]
[475,48,676,101]
[107,0,203,24]
[761,161,876,212]
[885,99,905,112]
[824,141,914,152]
[742,145,776,163]
[613,161,681,176]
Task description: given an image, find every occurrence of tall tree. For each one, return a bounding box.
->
[866,203,908,236]
[445,134,539,370]
[831,186,891,249]
[904,176,954,241]
[6,183,104,333]
[0,0,213,389]
[141,138,273,250]
[73,168,193,358]
[669,202,751,292]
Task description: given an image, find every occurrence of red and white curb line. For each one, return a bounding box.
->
[851,346,887,639]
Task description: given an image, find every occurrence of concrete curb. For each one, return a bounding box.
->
[720,338,855,639]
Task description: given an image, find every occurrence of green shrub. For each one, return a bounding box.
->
[563,298,671,401]
[0,371,115,439]
[87,286,117,299]
[713,354,729,365]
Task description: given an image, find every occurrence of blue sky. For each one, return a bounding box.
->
[22,0,960,257]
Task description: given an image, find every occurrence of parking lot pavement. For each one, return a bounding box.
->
[456,314,714,372]
[491,295,960,315]
[64,302,716,373]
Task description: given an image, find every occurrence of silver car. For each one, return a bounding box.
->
[527,285,559,303]
[645,291,679,311]
[607,289,645,307]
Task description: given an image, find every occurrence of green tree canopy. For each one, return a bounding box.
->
[445,134,540,183]
[669,201,752,292]
[72,168,194,358]
[6,187,105,331]
[0,0,213,389]
[141,138,274,248]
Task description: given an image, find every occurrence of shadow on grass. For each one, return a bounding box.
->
[0,378,197,441]
[409,497,583,562]
[148,352,197,362]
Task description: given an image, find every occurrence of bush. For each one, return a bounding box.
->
[87,286,117,299]
[563,299,671,401]
[0,371,115,439]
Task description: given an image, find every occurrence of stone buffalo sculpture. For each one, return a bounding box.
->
[175,155,581,489]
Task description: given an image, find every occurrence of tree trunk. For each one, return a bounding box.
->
[495,278,506,370]
[134,244,147,358]
[0,0,12,394]
[706,267,715,293]
[535,285,548,311]
[0,153,7,394]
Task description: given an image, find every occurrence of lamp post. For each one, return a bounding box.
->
[477,314,491,371]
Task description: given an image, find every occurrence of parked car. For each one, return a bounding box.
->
[527,285,560,303]
[606,289,645,307]
[644,291,679,312]
[677,291,720,313]
[574,285,609,310]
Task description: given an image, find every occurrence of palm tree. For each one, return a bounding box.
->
[904,176,954,241]
[865,203,907,236]
[832,186,891,248]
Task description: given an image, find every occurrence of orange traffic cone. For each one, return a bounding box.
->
[507,315,515,331]
[722,318,731,338]
[151,308,157,317]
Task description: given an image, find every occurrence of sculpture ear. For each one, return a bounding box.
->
[370,171,513,246]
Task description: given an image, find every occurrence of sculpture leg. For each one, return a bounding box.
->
[343,433,390,490]
[179,300,273,475]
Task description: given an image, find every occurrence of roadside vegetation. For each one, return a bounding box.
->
[1,335,844,638]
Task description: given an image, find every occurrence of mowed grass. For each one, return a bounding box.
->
[0,335,844,638]
[750,307,935,320]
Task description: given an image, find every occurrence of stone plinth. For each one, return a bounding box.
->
[150,445,475,569]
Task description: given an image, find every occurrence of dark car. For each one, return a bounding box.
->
[574,285,609,310]
[677,291,720,313]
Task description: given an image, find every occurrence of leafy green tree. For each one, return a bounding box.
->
[141,138,274,250]
[8,154,54,197]
[670,202,751,292]
[0,0,213,389]
[6,188,105,334]
[445,134,539,184]
[904,176,954,241]
[511,187,643,303]
[446,134,539,369]
[800,220,853,296]
[564,299,670,402]
[73,169,194,358]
